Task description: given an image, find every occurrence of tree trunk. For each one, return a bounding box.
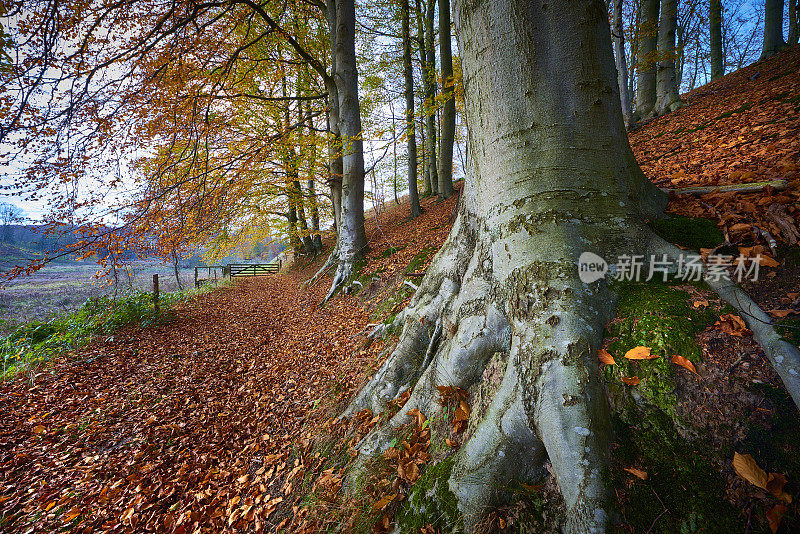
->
[710,0,724,80]
[325,100,343,231]
[294,179,315,254]
[613,0,633,128]
[345,1,666,532]
[788,0,798,45]
[402,0,421,218]
[308,177,323,253]
[171,251,183,291]
[761,0,786,60]
[437,0,455,199]
[424,0,438,197]
[654,0,682,115]
[634,0,659,120]
[321,0,367,299]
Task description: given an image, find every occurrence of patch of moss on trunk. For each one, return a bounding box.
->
[649,216,724,251]
[395,456,461,533]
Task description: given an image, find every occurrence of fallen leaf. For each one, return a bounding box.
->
[715,314,751,337]
[598,349,616,365]
[766,504,787,534]
[768,309,799,318]
[624,346,658,360]
[621,376,640,386]
[623,467,648,480]
[757,254,780,267]
[446,438,458,448]
[671,355,699,375]
[732,452,769,490]
[692,300,709,308]
[372,494,396,511]
[32,425,46,434]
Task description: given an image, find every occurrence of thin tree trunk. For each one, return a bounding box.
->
[761,0,786,59]
[710,0,724,79]
[437,0,455,199]
[402,0,421,218]
[171,250,183,291]
[629,0,640,104]
[424,0,438,196]
[790,0,799,45]
[634,0,659,120]
[324,0,367,298]
[613,0,633,128]
[654,0,682,115]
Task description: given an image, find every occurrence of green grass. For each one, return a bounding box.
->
[1,284,218,379]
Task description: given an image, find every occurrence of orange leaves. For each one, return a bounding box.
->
[732,453,792,504]
[624,346,658,360]
[452,400,471,434]
[623,467,648,480]
[621,376,640,386]
[714,314,751,337]
[670,355,699,375]
[597,349,615,365]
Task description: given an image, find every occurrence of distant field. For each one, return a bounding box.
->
[0,262,199,335]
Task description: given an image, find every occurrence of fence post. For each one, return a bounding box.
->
[153,274,159,313]
[194,267,198,288]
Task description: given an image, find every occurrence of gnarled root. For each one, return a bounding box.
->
[342,207,656,533]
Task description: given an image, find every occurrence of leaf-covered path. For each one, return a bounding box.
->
[0,275,384,533]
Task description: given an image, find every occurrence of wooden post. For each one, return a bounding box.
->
[194,267,198,288]
[153,274,159,313]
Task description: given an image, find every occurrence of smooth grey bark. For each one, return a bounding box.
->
[324,0,367,299]
[345,1,668,532]
[402,0,421,218]
[654,0,682,115]
[634,0,660,120]
[437,0,455,199]
[710,0,724,80]
[761,0,786,59]
[308,177,323,253]
[613,0,633,128]
[424,0,438,197]
[790,0,799,45]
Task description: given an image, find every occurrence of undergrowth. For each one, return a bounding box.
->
[1,283,221,379]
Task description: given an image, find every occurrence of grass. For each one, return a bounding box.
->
[1,280,224,380]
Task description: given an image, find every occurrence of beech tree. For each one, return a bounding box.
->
[654,0,682,114]
[710,0,724,79]
[436,0,455,199]
[761,0,786,59]
[343,0,800,531]
[633,0,660,120]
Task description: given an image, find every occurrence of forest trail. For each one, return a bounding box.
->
[0,274,386,532]
[2,46,800,533]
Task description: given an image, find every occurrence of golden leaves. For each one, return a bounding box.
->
[714,314,751,337]
[670,355,699,375]
[733,452,792,503]
[597,349,615,365]
[623,467,648,480]
[621,376,640,386]
[624,346,658,360]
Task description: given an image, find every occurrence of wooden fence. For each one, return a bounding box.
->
[194,262,282,287]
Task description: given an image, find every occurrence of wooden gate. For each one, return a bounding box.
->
[227,262,281,277]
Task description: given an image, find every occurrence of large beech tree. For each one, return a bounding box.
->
[342,0,800,531]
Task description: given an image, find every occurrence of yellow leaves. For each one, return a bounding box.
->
[597,349,615,365]
[624,346,658,360]
[732,452,792,503]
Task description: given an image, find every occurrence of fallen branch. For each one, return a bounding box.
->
[661,179,788,196]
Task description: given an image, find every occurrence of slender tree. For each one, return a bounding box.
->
[401,0,421,218]
[654,0,682,114]
[613,0,633,127]
[437,0,455,199]
[761,0,786,59]
[710,0,725,79]
[634,0,660,120]
[424,0,439,197]
[790,0,799,45]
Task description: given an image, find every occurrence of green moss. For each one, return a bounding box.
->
[712,102,752,120]
[742,382,800,480]
[604,282,718,421]
[649,216,724,251]
[395,457,461,533]
[776,316,800,346]
[611,411,744,533]
[379,245,407,259]
[405,245,435,274]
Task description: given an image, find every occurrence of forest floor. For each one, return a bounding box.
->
[2,46,800,534]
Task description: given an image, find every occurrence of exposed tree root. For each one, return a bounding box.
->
[654,239,800,412]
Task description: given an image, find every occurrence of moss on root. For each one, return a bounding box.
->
[395,456,462,533]
[405,245,435,274]
[649,216,724,251]
[604,282,717,422]
[610,410,744,534]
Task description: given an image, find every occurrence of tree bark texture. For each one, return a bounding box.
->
[710,0,724,80]
[437,0,455,199]
[425,0,439,197]
[345,1,667,532]
[654,0,682,115]
[634,0,660,120]
[402,0,422,218]
[761,0,786,60]
[613,0,633,128]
